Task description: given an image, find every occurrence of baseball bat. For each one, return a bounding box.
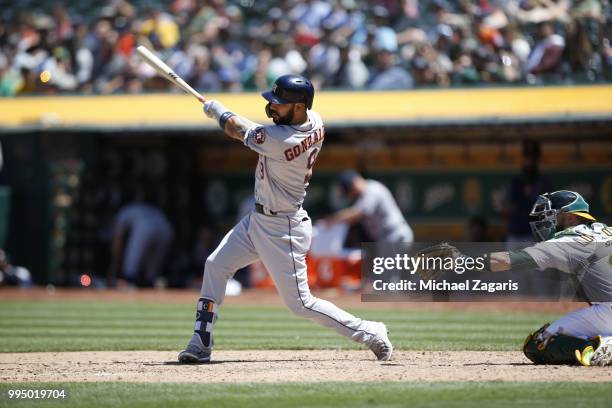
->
[136,45,205,103]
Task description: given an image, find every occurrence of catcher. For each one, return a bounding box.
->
[417,190,612,366]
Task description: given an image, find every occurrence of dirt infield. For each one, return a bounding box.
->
[2,350,610,383]
[1,288,598,384]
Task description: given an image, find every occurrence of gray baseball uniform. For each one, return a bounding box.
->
[114,203,174,282]
[523,222,612,338]
[353,180,413,243]
[195,110,382,349]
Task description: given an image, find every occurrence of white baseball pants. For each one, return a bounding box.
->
[199,208,377,344]
[546,303,612,339]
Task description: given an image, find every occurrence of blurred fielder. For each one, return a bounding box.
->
[326,170,414,244]
[178,74,393,363]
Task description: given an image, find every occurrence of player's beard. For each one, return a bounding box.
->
[267,103,295,125]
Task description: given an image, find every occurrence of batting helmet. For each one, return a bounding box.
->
[262,74,314,109]
[529,190,595,241]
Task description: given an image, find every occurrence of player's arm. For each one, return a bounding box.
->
[203,100,284,157]
[474,240,576,274]
[202,100,260,142]
[224,115,258,142]
[486,250,538,273]
[109,223,127,278]
[326,207,364,225]
[327,191,376,226]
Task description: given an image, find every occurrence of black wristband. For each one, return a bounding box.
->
[219,112,236,129]
[509,250,538,273]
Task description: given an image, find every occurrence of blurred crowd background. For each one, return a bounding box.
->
[1,0,611,96]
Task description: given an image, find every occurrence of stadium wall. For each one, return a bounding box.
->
[0,87,611,284]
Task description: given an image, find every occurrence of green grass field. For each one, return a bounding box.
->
[0,300,557,352]
[1,299,610,408]
[1,382,611,408]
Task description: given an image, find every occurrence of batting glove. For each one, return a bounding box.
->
[203,100,228,121]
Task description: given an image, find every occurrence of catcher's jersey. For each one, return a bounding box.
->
[523,222,612,303]
[244,110,324,212]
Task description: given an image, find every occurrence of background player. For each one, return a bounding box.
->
[325,170,414,244]
[178,74,393,363]
[110,186,174,287]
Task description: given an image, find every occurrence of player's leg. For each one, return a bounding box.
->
[121,232,147,285]
[546,304,612,366]
[523,304,612,366]
[250,211,392,360]
[546,304,612,337]
[142,228,174,285]
[179,214,259,363]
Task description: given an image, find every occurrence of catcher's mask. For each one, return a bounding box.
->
[529,190,595,242]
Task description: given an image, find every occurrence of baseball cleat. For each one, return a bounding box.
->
[178,334,211,364]
[178,347,211,364]
[575,345,595,366]
[577,336,612,367]
[367,322,393,361]
[575,335,607,367]
[591,338,612,366]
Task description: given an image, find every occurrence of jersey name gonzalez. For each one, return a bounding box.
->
[284,128,325,161]
[244,110,325,212]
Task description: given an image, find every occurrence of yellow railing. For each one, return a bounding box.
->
[1,85,611,129]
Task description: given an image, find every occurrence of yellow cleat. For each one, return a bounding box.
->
[575,346,595,366]
[575,335,602,367]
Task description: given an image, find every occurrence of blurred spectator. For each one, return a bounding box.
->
[412,42,451,86]
[525,22,566,76]
[109,185,174,287]
[308,23,342,87]
[185,45,221,92]
[0,0,609,96]
[605,26,612,77]
[502,140,551,246]
[367,49,414,89]
[325,171,414,244]
[330,40,369,88]
[140,9,180,50]
[507,0,570,25]
[290,0,333,40]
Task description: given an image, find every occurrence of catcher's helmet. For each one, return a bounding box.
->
[529,190,595,241]
[262,74,314,109]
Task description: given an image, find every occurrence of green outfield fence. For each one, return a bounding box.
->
[0,119,610,285]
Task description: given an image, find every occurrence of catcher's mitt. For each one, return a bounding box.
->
[413,242,462,281]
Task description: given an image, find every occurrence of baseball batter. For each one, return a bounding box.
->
[482,191,611,366]
[178,74,392,363]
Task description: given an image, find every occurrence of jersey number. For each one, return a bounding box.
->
[258,157,264,180]
[304,148,319,184]
[575,227,612,246]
